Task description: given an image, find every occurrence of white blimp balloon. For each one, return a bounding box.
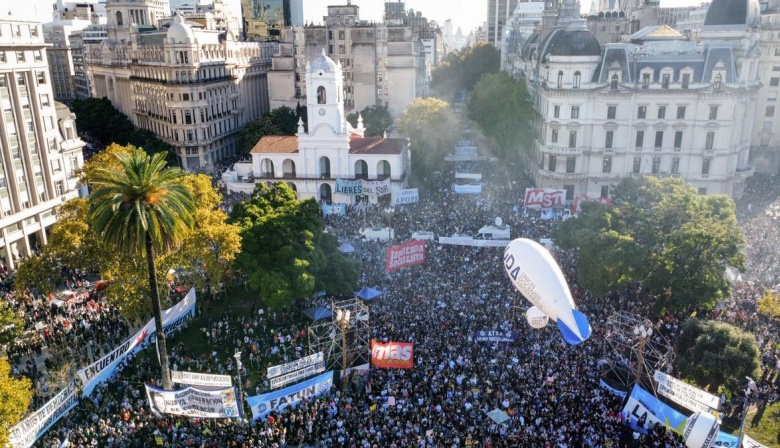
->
[504,238,591,345]
[526,306,549,329]
[682,411,719,448]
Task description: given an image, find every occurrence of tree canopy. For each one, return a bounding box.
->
[229,182,360,309]
[347,105,393,137]
[430,44,500,101]
[237,106,301,154]
[0,358,31,446]
[552,177,745,311]
[15,144,241,320]
[396,98,460,191]
[467,71,535,162]
[675,319,760,392]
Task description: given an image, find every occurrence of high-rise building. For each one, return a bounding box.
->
[0,18,86,269]
[69,25,108,100]
[487,0,519,47]
[241,0,291,40]
[751,0,780,174]
[86,2,278,170]
[44,20,92,104]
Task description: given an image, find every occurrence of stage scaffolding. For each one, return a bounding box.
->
[308,298,371,372]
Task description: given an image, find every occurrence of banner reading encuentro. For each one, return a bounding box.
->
[371,340,413,369]
[146,384,241,419]
[385,240,425,272]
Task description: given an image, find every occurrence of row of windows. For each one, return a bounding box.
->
[0,23,39,38]
[549,129,717,150]
[558,71,723,90]
[0,50,44,64]
[552,104,720,120]
[544,154,711,175]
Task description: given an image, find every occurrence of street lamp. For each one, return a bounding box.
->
[335,308,351,390]
[234,350,244,423]
[736,376,757,447]
[384,207,395,242]
[633,322,653,384]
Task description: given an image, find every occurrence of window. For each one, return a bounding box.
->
[55,181,64,196]
[328,30,333,40]
[658,106,666,119]
[698,187,707,195]
[571,106,579,119]
[605,131,614,148]
[0,52,4,63]
[771,78,780,87]
[652,157,660,174]
[564,185,575,201]
[51,159,61,172]
[611,74,619,90]
[637,106,647,119]
[15,51,25,62]
[338,30,345,40]
[607,106,616,119]
[769,92,777,101]
[671,157,679,174]
[676,106,686,119]
[317,86,326,104]
[602,156,612,173]
[548,155,557,171]
[767,106,776,117]
[642,73,650,88]
[573,71,581,89]
[709,106,719,120]
[674,131,683,149]
[633,157,641,173]
[654,131,663,149]
[33,50,42,62]
[714,74,723,89]
[705,132,715,150]
[553,105,560,118]
[184,110,192,124]
[569,131,577,148]
[702,158,711,175]
[600,185,609,198]
[339,45,345,54]
[40,94,50,107]
[662,74,670,89]
[636,131,644,149]
[30,25,38,37]
[557,71,563,88]
[681,73,690,89]
[551,129,558,143]
[566,157,576,173]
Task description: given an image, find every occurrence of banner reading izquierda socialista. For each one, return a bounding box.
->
[246,371,333,421]
[146,384,242,419]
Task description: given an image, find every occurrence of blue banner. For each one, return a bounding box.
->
[599,378,628,398]
[335,178,363,195]
[475,330,518,343]
[322,203,346,216]
[453,184,482,195]
[623,385,738,447]
[246,371,333,421]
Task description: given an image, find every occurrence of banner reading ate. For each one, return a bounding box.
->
[385,240,426,272]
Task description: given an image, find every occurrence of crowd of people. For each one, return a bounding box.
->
[9,163,779,448]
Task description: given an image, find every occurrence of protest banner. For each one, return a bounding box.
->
[392,188,419,205]
[267,352,324,379]
[246,371,333,421]
[269,362,326,389]
[523,188,566,209]
[146,385,241,419]
[371,340,413,369]
[171,371,233,388]
[385,240,426,272]
[653,370,720,414]
[475,330,518,343]
[9,379,79,448]
[335,178,363,195]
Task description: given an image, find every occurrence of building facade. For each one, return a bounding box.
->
[223,51,409,203]
[517,0,759,201]
[0,18,86,269]
[488,0,520,48]
[85,1,278,170]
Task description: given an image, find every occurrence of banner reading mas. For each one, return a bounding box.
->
[371,340,413,369]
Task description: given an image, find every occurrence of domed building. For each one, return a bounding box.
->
[515,0,760,201]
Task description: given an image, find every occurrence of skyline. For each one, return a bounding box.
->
[9,0,715,35]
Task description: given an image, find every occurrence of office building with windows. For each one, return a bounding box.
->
[0,18,86,269]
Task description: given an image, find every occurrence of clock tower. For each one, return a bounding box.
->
[305,49,347,136]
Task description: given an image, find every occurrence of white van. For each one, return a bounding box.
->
[474,224,510,241]
[359,227,394,242]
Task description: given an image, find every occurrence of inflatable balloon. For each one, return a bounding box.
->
[526,306,549,329]
[682,411,719,448]
[503,238,591,345]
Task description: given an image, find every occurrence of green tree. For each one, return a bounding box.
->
[397,98,460,190]
[230,182,360,309]
[269,106,299,135]
[88,148,196,390]
[675,319,760,392]
[757,290,780,321]
[237,116,281,155]
[552,177,745,311]
[430,44,500,100]
[0,358,31,446]
[346,105,394,137]
[467,71,535,161]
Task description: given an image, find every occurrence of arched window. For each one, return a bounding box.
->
[319,156,331,178]
[611,74,619,90]
[116,11,123,26]
[261,159,274,177]
[714,73,722,90]
[319,183,332,202]
[377,160,391,180]
[557,71,563,88]
[282,159,296,178]
[317,86,326,104]
[354,160,368,179]
[573,71,581,89]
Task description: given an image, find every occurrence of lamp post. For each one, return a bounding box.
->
[234,350,244,423]
[384,206,395,242]
[633,322,653,384]
[736,376,757,447]
[335,308,351,390]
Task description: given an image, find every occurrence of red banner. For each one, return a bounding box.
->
[385,240,426,272]
[371,340,413,369]
[523,188,566,209]
[571,195,612,214]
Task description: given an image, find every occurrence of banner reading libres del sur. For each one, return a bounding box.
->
[335,178,391,196]
[77,288,197,396]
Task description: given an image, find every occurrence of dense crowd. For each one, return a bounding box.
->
[11,165,780,447]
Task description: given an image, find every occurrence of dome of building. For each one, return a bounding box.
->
[311,49,338,73]
[540,22,601,60]
[703,0,760,29]
[167,13,195,44]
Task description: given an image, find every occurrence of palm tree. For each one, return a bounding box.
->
[88,148,195,389]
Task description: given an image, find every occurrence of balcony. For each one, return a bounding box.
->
[536,168,589,180]
[536,141,583,155]
[734,165,755,179]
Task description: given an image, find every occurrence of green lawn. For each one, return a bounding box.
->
[742,401,780,447]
